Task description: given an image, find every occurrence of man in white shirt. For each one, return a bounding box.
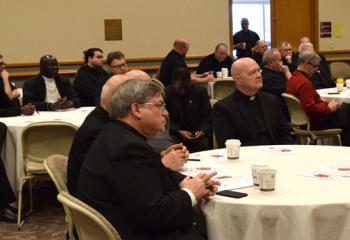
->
[22,55,80,111]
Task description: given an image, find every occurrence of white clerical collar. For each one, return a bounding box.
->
[250,96,256,101]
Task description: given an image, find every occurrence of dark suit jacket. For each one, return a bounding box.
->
[22,74,80,111]
[77,120,194,240]
[0,123,16,209]
[165,85,212,138]
[73,64,110,106]
[213,90,292,147]
[67,106,109,196]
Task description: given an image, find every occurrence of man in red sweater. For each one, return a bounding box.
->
[286,52,350,145]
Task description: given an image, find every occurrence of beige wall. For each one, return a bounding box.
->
[0,0,231,63]
[319,0,350,51]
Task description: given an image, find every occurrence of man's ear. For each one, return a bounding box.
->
[234,76,241,84]
[130,103,142,119]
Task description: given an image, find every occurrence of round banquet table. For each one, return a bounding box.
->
[186,145,350,240]
[0,107,94,192]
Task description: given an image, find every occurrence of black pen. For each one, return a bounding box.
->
[188,158,200,161]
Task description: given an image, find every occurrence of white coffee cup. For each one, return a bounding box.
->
[336,82,344,92]
[346,79,350,89]
[216,71,223,78]
[257,168,277,191]
[251,161,270,186]
[225,139,241,159]
[221,68,229,78]
[241,42,246,50]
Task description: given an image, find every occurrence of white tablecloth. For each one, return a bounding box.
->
[187,145,350,240]
[317,87,350,103]
[0,107,94,192]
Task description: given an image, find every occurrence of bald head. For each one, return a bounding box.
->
[125,70,151,80]
[300,37,311,44]
[299,42,314,54]
[173,38,189,57]
[232,58,262,96]
[100,70,150,110]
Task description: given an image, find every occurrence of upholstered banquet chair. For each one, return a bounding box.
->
[329,61,350,81]
[17,121,77,229]
[57,191,122,240]
[44,154,75,239]
[282,93,342,145]
[212,79,235,100]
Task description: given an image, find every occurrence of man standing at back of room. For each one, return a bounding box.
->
[74,48,110,106]
[233,18,260,59]
[159,38,214,87]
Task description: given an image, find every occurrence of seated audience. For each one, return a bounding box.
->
[286,52,350,145]
[23,55,79,111]
[252,40,268,67]
[77,79,219,239]
[0,55,35,116]
[67,70,188,196]
[159,38,214,87]
[196,43,233,77]
[0,123,18,223]
[73,48,110,106]
[213,57,292,147]
[261,48,291,120]
[165,68,212,152]
[106,51,128,75]
[279,41,298,72]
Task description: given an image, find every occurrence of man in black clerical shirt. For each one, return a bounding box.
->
[74,48,110,106]
[159,38,214,87]
[165,68,212,152]
[252,40,268,68]
[68,70,189,197]
[233,18,260,59]
[213,57,292,147]
[261,49,291,121]
[196,43,233,77]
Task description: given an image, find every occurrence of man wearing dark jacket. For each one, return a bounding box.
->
[23,55,79,111]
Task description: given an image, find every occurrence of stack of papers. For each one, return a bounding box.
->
[300,164,350,181]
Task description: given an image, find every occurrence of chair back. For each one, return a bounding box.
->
[22,121,78,163]
[213,80,235,100]
[44,155,75,239]
[57,191,122,240]
[330,62,350,80]
[282,93,310,130]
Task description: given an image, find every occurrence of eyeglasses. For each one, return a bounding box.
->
[309,62,319,69]
[110,62,127,69]
[141,102,167,111]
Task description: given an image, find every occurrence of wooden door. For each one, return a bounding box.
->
[271,0,318,50]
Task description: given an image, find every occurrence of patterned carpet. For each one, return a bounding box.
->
[0,183,68,240]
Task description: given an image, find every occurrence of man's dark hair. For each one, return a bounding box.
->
[171,68,191,85]
[83,48,103,63]
[0,54,3,59]
[106,51,125,66]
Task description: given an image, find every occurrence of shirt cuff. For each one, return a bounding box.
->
[182,188,197,207]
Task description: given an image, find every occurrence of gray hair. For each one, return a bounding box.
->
[108,79,163,119]
[298,52,320,65]
[262,48,279,66]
